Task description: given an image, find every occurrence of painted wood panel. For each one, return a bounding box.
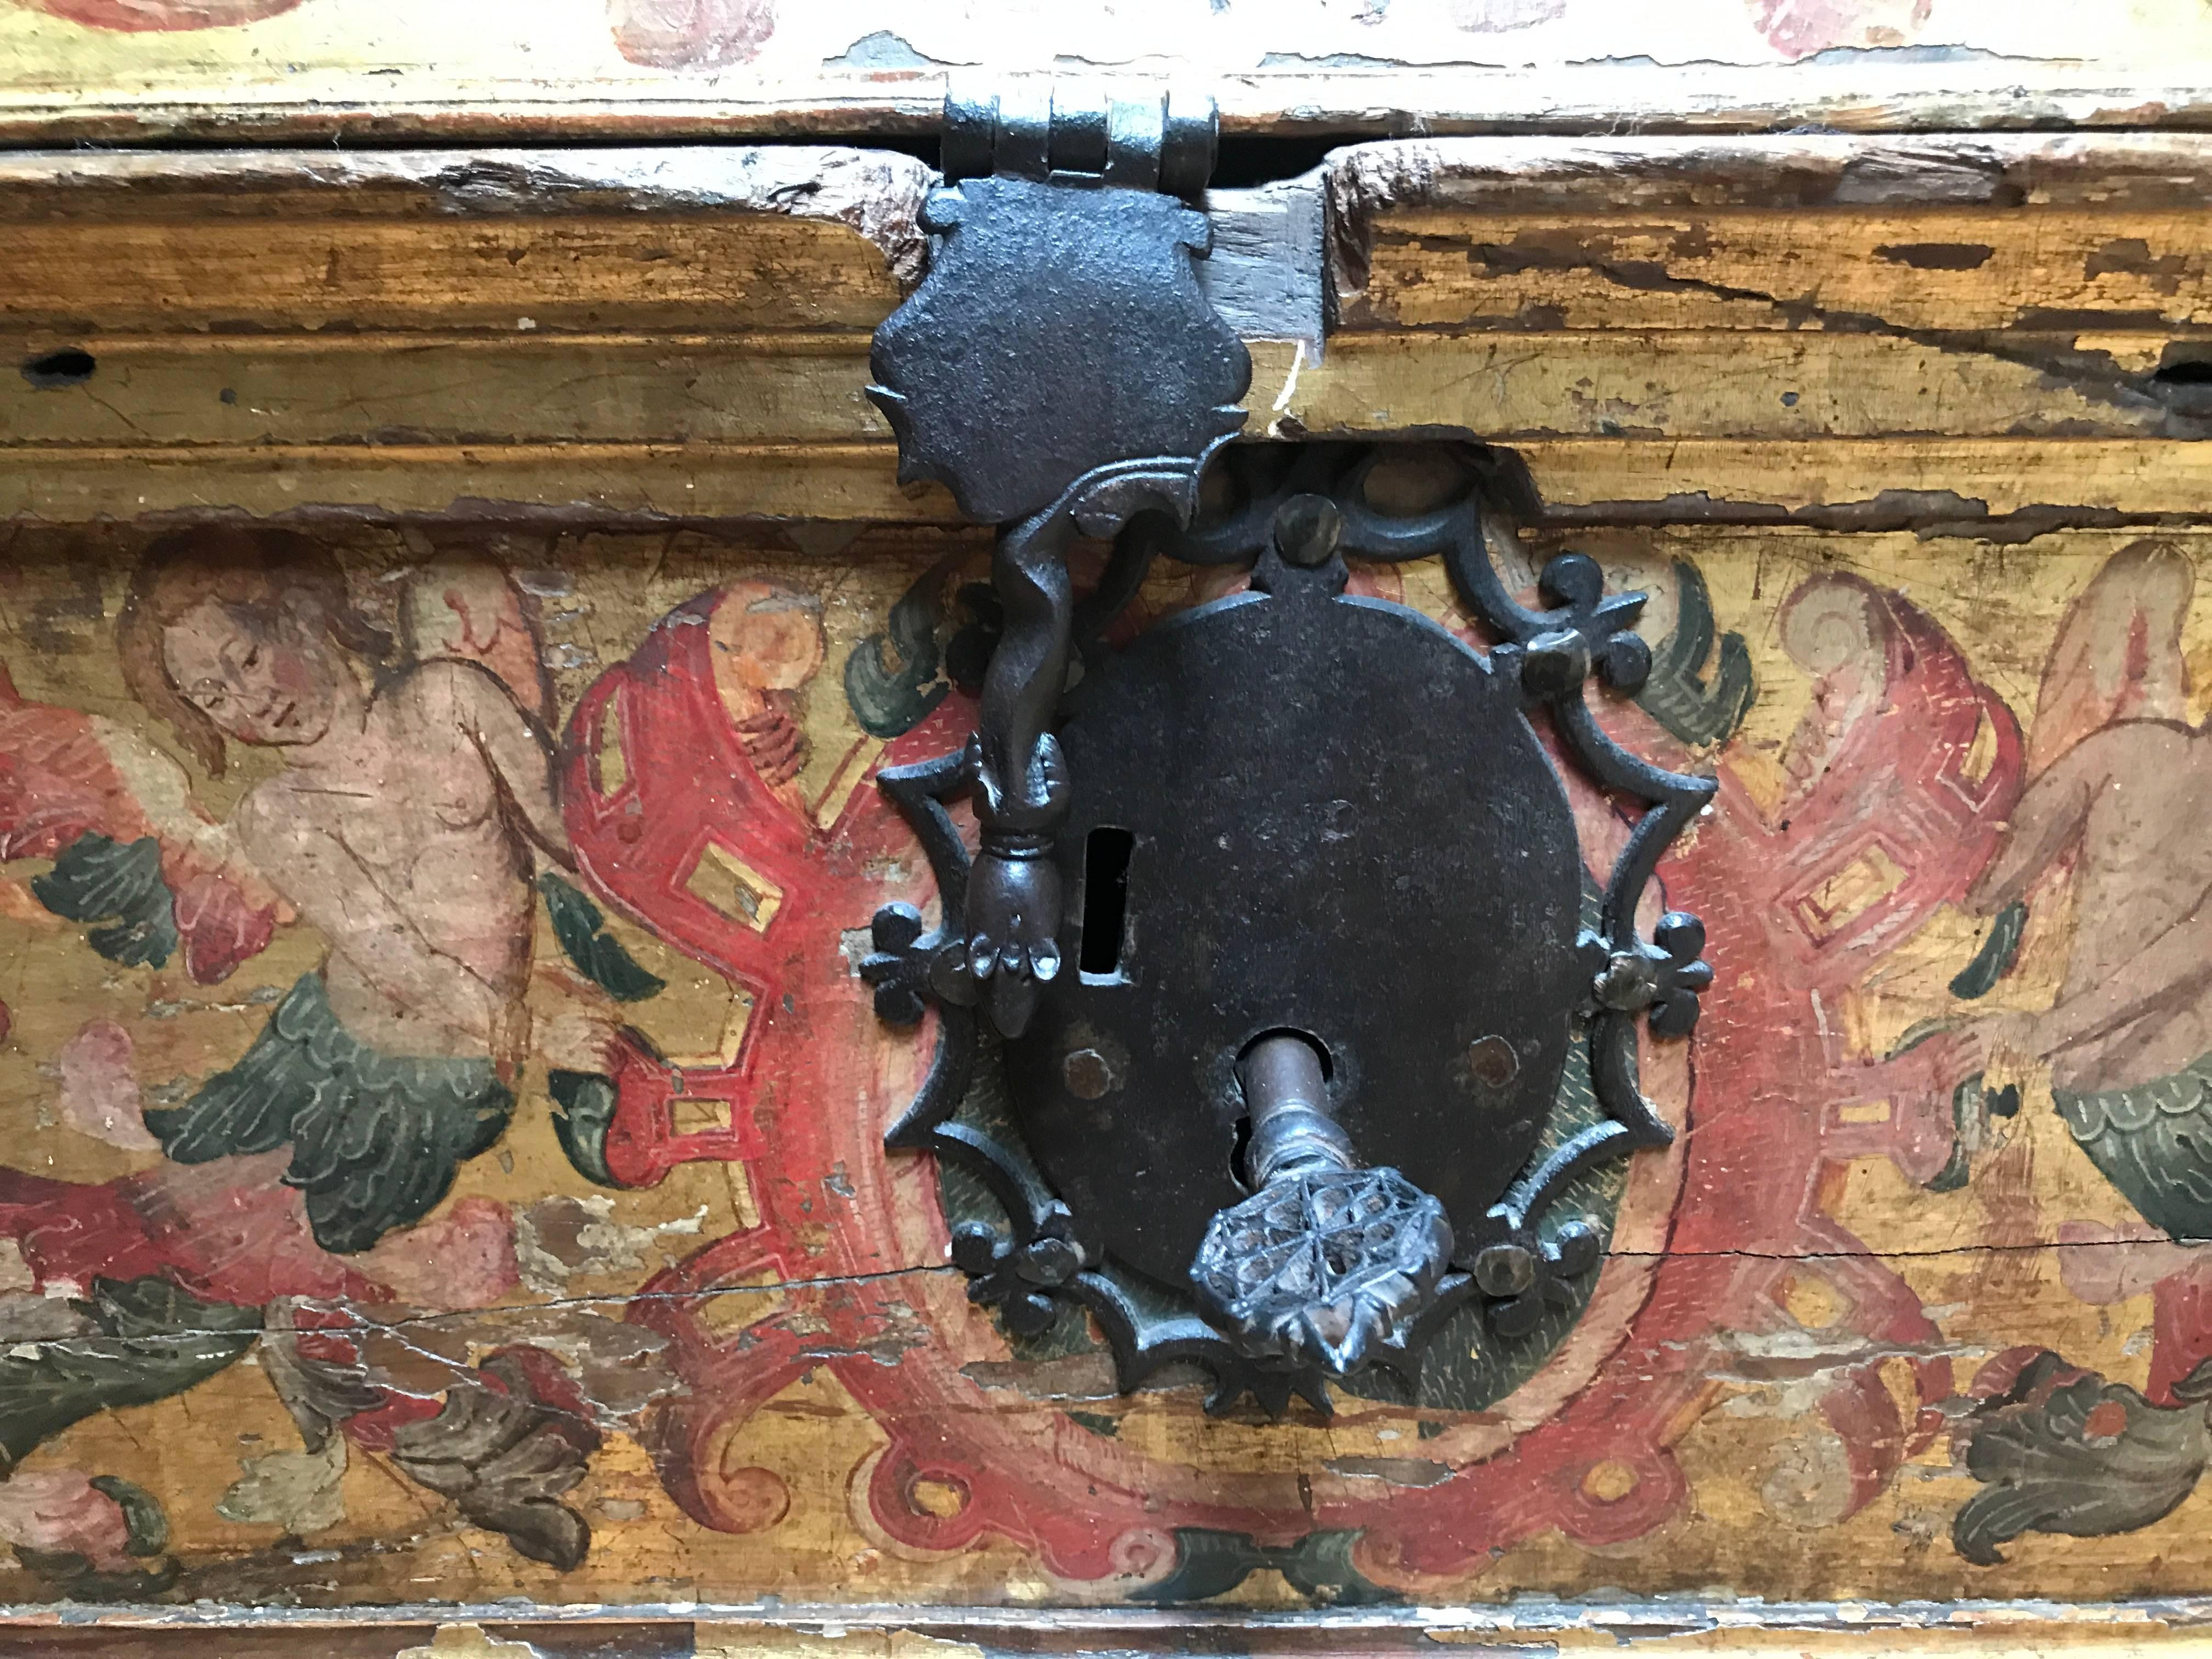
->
[1,130,2211,1628]
[3,0,2212,143]
[0,513,2193,1612]
[21,142,2212,527]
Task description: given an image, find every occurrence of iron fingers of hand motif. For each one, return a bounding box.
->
[959,731,1070,1039]
[958,841,1065,1035]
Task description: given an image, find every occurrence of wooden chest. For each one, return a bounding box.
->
[6,4,2212,1652]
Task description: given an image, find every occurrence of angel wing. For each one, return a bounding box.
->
[1946,540,2196,1001]
[398,538,556,726]
[2027,538,2195,777]
[0,664,281,984]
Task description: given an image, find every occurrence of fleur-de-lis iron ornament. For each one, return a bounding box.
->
[861,87,1717,1415]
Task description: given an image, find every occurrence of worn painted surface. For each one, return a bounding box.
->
[3,0,2212,142]
[26,140,2212,526]
[21,1609,2212,1655]
[0,515,2196,1611]
[5,128,2212,1632]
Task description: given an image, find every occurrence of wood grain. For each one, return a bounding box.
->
[13,143,2212,524]
[0,215,909,336]
[8,329,2198,455]
[16,437,2212,526]
[0,440,939,522]
[1346,209,2212,335]
[3,20,2212,147]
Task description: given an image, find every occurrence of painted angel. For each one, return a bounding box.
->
[1918,540,2212,1564]
[1,527,617,1252]
[0,527,654,1578]
[1924,540,2212,1240]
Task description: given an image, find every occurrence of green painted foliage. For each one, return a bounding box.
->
[1635,558,1757,749]
[144,974,514,1255]
[548,1068,627,1189]
[1133,1526,1395,1606]
[0,1277,261,1476]
[1949,899,2029,999]
[539,873,667,1002]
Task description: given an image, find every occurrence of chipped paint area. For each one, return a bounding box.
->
[3,0,2212,140]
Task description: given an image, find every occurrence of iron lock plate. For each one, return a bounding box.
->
[860,86,1714,1415]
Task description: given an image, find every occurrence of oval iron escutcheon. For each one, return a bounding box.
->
[1005,552,1585,1290]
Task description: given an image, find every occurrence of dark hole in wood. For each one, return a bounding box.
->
[1873,241,1994,271]
[1209,136,1341,189]
[1079,825,1135,978]
[21,347,95,389]
[743,132,1344,192]
[2154,359,2212,386]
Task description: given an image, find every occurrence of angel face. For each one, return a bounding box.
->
[714,588,826,693]
[161,597,343,750]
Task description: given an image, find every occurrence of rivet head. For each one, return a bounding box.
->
[1466,1034,1519,1088]
[1521,627,1592,698]
[1017,1236,1082,1285]
[1271,494,1343,568]
[1550,1219,1603,1277]
[1062,1047,1114,1099]
[1474,1242,1537,1297]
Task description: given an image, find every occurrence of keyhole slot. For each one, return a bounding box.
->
[1078,825,1134,981]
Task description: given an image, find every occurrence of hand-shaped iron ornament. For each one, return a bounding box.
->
[866,84,1251,1039]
